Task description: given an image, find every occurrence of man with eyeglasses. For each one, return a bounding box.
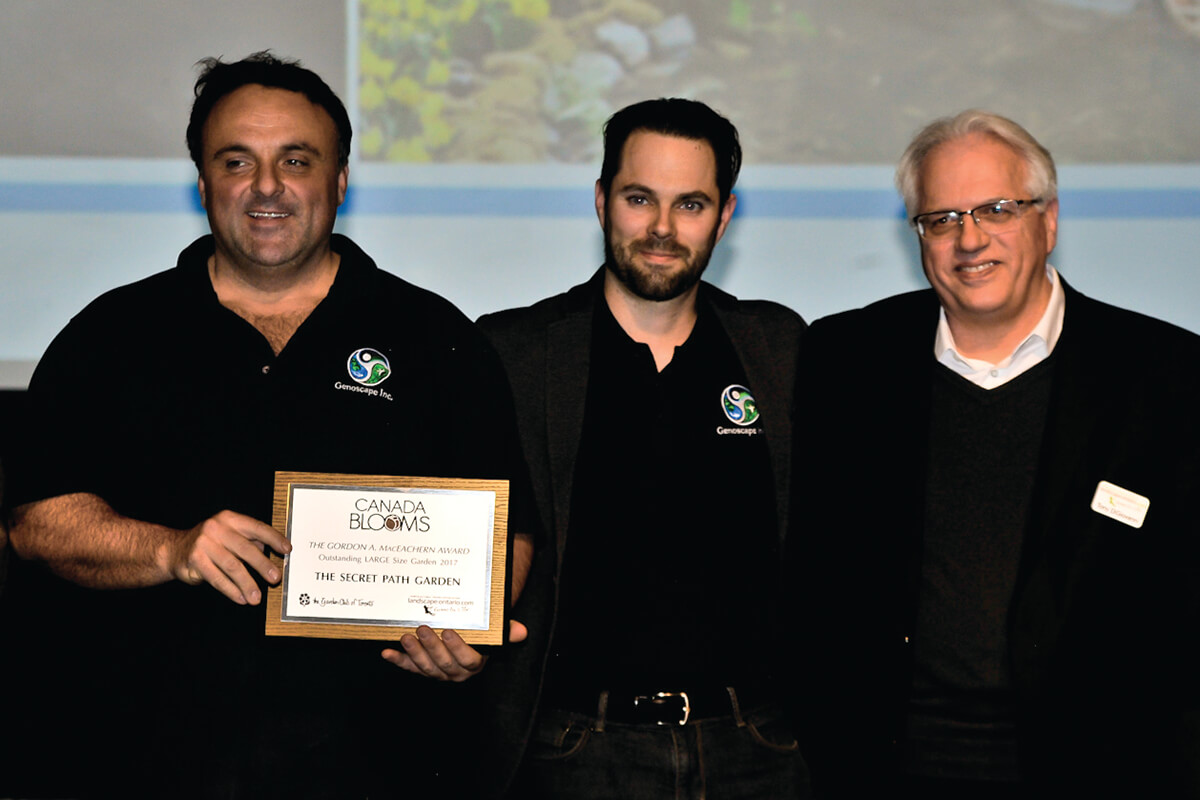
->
[790,110,1200,798]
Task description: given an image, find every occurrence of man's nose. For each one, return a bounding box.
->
[649,206,674,239]
[252,164,283,197]
[956,213,990,251]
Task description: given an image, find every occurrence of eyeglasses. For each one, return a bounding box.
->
[912,198,1042,240]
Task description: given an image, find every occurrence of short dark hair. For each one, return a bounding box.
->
[186,51,352,171]
[599,98,742,208]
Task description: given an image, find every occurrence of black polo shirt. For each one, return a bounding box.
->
[544,294,777,699]
[13,235,531,520]
[8,234,534,795]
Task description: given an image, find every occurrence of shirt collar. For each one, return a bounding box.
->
[593,282,712,368]
[934,265,1065,383]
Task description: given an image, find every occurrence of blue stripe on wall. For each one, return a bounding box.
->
[347,186,595,216]
[1,182,1198,219]
[0,183,202,213]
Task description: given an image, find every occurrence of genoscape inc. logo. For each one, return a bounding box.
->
[721,384,759,426]
[347,348,391,386]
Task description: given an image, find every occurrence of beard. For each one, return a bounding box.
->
[604,217,719,302]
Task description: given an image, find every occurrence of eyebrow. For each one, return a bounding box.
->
[618,182,715,205]
[920,197,1010,214]
[210,141,324,161]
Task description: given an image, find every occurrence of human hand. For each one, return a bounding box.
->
[165,510,291,605]
[380,620,528,681]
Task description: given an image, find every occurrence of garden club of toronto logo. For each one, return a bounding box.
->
[721,384,759,426]
[347,347,391,386]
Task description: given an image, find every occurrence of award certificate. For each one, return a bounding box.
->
[266,471,508,644]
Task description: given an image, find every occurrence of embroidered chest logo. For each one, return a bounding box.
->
[347,347,391,386]
[721,384,759,426]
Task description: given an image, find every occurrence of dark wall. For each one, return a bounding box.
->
[0,389,26,463]
[0,387,84,796]
[0,389,25,518]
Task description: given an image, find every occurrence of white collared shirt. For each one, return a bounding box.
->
[934,266,1065,390]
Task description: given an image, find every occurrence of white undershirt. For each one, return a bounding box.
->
[934,266,1065,390]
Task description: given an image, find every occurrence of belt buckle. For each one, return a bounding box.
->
[634,691,690,726]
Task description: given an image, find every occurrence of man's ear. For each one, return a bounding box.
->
[1041,197,1059,255]
[594,180,607,229]
[714,193,737,245]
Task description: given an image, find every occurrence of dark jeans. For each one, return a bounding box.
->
[516,691,810,799]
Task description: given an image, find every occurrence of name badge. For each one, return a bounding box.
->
[1090,480,1150,529]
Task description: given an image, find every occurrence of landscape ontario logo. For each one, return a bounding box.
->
[721,384,759,426]
[347,347,391,386]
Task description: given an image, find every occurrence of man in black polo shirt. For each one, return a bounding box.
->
[792,110,1200,797]
[473,99,809,798]
[5,52,532,798]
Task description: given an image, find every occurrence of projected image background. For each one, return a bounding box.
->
[355,0,1200,164]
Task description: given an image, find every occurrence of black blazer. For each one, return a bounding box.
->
[476,269,806,797]
[790,280,1200,797]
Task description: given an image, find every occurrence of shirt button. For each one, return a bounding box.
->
[989,369,999,377]
[261,365,271,375]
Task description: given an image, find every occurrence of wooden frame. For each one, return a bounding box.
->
[265,471,508,644]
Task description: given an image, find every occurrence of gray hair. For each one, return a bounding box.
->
[895,109,1057,219]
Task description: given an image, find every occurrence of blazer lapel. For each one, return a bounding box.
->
[544,298,594,561]
[1011,286,1109,670]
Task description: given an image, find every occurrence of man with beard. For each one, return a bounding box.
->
[471,99,809,798]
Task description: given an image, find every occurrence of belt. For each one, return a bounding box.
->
[562,685,762,726]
